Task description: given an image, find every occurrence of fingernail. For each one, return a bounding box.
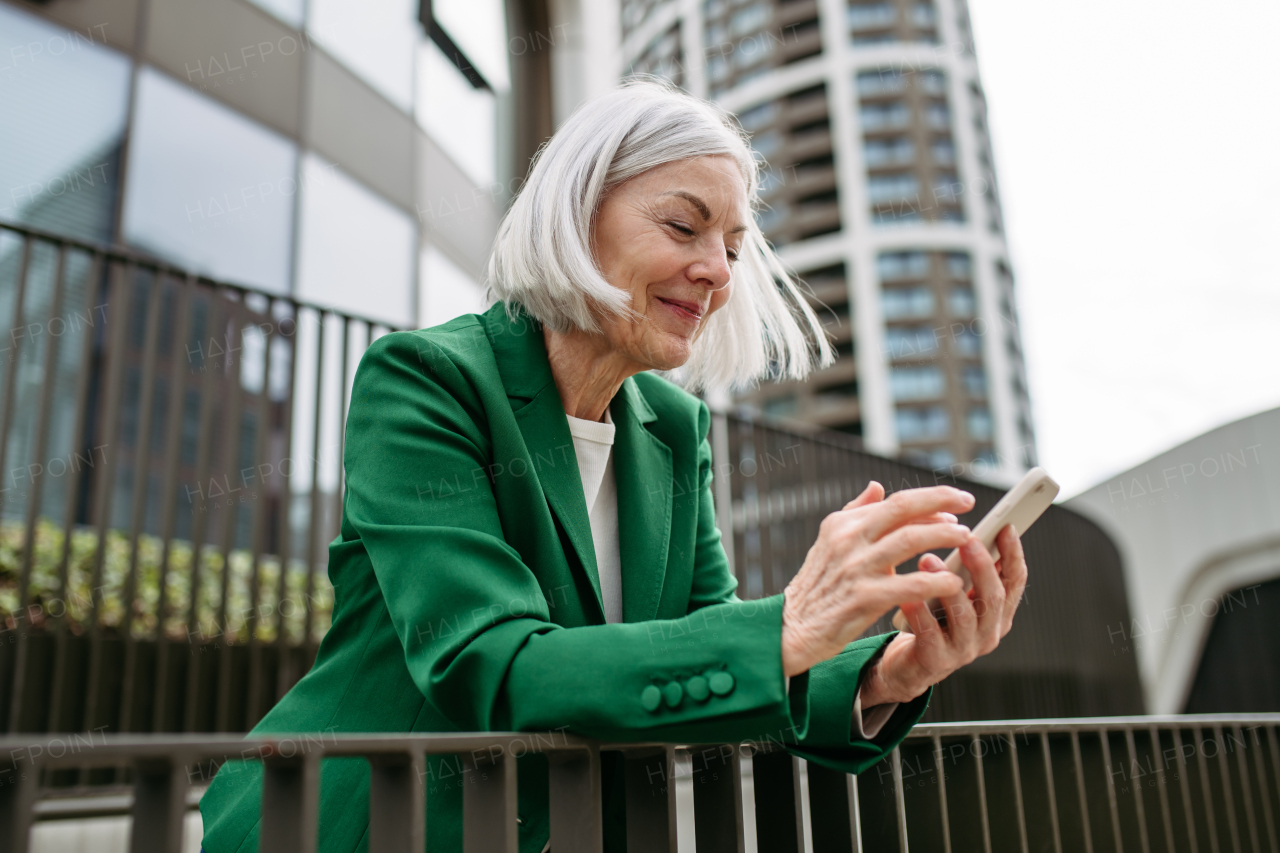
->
[939,512,957,523]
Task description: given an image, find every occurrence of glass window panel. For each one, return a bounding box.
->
[890,365,944,401]
[295,153,415,326]
[963,365,986,396]
[967,406,993,440]
[955,327,982,355]
[867,173,919,202]
[416,39,497,187]
[123,68,296,293]
[433,0,510,92]
[848,3,896,32]
[884,325,939,359]
[877,251,929,280]
[245,0,304,27]
[881,286,934,320]
[419,243,486,329]
[949,285,976,317]
[895,406,949,442]
[308,0,417,110]
[0,4,130,243]
[946,252,972,278]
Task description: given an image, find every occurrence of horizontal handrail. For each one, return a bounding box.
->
[2,715,1277,853]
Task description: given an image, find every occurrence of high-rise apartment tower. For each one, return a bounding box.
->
[621,0,1036,483]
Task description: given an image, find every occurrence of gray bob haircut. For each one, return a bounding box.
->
[486,78,833,391]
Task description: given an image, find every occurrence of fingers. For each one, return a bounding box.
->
[900,598,944,640]
[843,480,885,511]
[958,535,1004,652]
[867,522,972,572]
[873,568,964,606]
[995,524,1028,637]
[862,486,976,540]
[907,512,959,526]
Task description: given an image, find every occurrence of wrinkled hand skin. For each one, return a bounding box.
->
[780,481,973,677]
[859,523,1029,707]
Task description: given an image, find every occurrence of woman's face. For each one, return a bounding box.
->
[589,155,749,372]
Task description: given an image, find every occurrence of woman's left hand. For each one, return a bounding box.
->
[858,524,1029,707]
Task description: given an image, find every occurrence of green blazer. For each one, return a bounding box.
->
[199,301,930,853]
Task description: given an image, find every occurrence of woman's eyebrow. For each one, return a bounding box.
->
[662,190,749,233]
[662,190,712,220]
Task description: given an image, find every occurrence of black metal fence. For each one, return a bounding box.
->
[0,221,392,738]
[2,715,1278,852]
[0,218,1142,749]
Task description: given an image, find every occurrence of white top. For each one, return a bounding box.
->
[564,407,896,738]
[565,409,624,623]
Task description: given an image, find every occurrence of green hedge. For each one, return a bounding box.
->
[0,518,333,644]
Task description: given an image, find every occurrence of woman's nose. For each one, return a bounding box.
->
[691,244,733,291]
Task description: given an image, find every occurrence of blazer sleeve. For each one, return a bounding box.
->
[684,400,930,775]
[346,333,808,746]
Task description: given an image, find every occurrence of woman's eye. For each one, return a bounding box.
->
[668,222,695,236]
[726,250,740,263]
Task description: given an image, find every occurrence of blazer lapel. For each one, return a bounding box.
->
[482,303,604,621]
[611,378,672,623]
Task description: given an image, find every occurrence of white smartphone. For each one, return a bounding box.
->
[891,466,1060,633]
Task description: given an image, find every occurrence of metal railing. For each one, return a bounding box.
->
[1,715,1277,852]
[0,219,1147,744]
[0,221,395,739]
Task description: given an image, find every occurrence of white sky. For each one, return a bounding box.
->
[966,0,1280,498]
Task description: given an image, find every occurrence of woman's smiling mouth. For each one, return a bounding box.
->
[656,296,705,323]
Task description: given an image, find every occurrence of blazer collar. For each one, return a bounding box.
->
[482,302,672,624]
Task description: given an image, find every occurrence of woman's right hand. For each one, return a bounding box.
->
[780,482,975,677]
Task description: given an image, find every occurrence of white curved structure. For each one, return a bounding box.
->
[620,0,1035,485]
[1067,406,1280,713]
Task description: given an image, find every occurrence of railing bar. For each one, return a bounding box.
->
[243,301,278,731]
[851,769,864,853]
[272,304,299,702]
[1125,727,1152,853]
[1231,725,1262,853]
[7,243,66,733]
[1040,732,1063,853]
[462,748,518,853]
[150,278,194,732]
[889,747,909,853]
[83,260,135,738]
[46,249,105,734]
[260,753,320,853]
[933,734,953,853]
[1072,731,1096,853]
[0,234,33,528]
[547,745,604,853]
[1270,726,1280,842]
[182,288,230,733]
[1099,728,1126,853]
[0,220,401,330]
[1010,729,1030,853]
[1172,728,1201,853]
[214,296,248,734]
[1195,726,1223,853]
[367,749,426,853]
[1249,725,1278,853]
[328,317,352,545]
[128,756,189,853]
[1214,726,1243,853]
[301,312,326,663]
[0,754,38,853]
[1148,726,1176,853]
[972,734,992,853]
[118,266,167,734]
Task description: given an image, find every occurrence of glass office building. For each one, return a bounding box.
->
[0,0,538,331]
[622,0,1037,483]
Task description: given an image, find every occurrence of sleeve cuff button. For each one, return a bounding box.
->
[709,671,735,696]
[641,684,662,712]
[686,676,710,702]
[663,681,683,708]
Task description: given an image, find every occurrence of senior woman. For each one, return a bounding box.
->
[200,80,1029,853]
